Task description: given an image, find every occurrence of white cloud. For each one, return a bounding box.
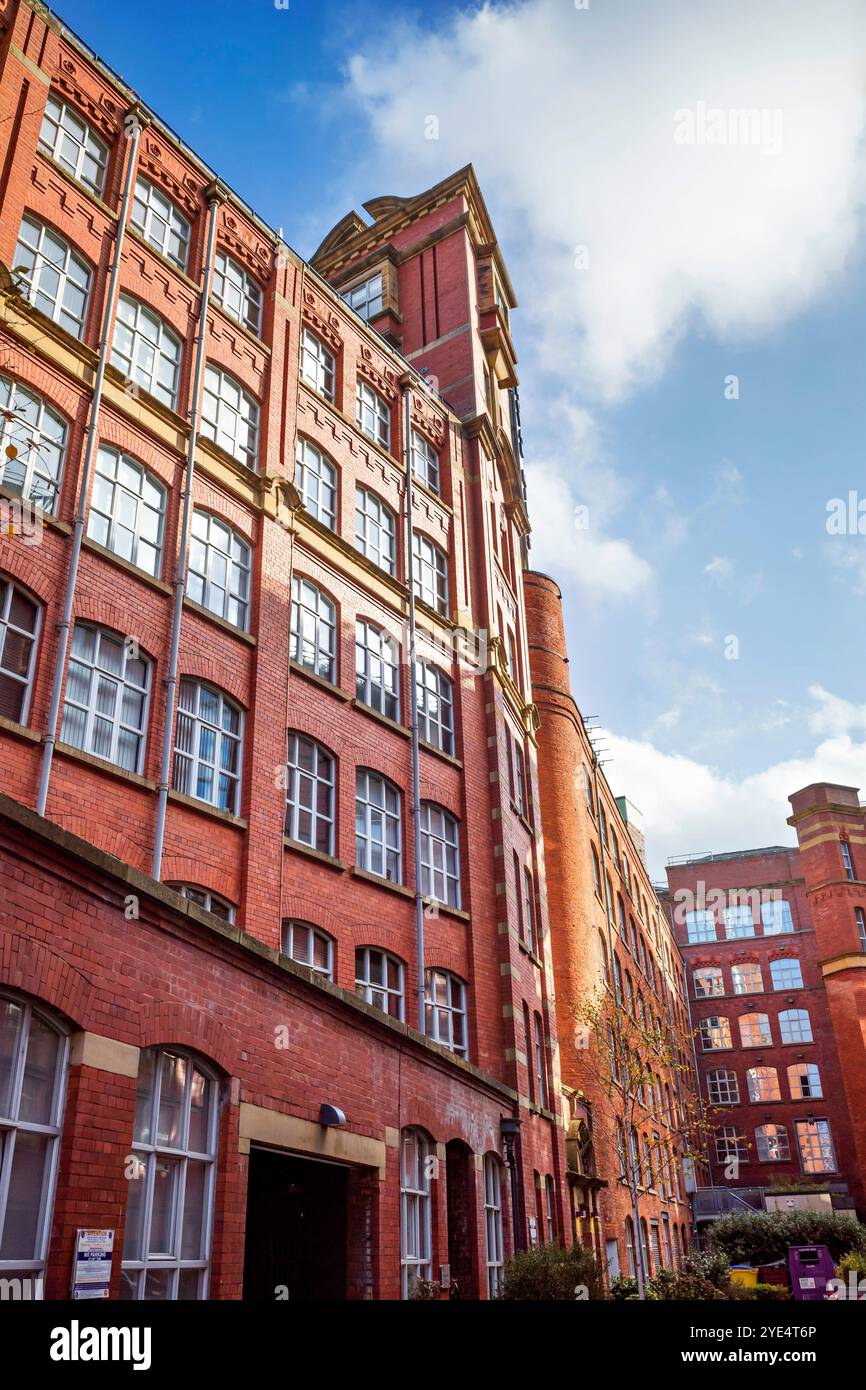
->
[703,556,733,580]
[605,688,866,877]
[346,0,866,399]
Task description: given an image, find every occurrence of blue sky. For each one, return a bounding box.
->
[54,0,866,871]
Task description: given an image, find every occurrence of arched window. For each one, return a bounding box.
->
[746,1066,780,1102]
[779,1009,812,1044]
[0,992,68,1287]
[61,623,151,772]
[755,1123,790,1163]
[770,958,803,991]
[167,883,235,924]
[411,531,448,614]
[111,295,182,408]
[355,769,402,882]
[533,1012,547,1107]
[598,932,610,987]
[624,1216,636,1277]
[483,1154,504,1298]
[545,1176,556,1241]
[290,576,336,683]
[415,661,453,754]
[201,364,259,469]
[0,576,40,724]
[639,1218,651,1280]
[613,956,623,1006]
[120,1047,219,1300]
[295,437,337,529]
[187,511,251,629]
[131,175,190,270]
[411,429,440,495]
[583,765,594,814]
[699,1016,732,1051]
[281,920,334,980]
[284,732,335,855]
[761,898,794,934]
[173,679,243,813]
[89,446,166,577]
[424,969,467,1056]
[356,379,390,449]
[739,1012,772,1048]
[39,95,108,192]
[673,1222,681,1267]
[212,250,262,334]
[14,214,91,337]
[300,328,335,403]
[693,966,723,998]
[0,374,67,513]
[591,846,601,896]
[419,803,460,909]
[355,486,396,575]
[788,1062,822,1100]
[355,947,404,1019]
[400,1128,432,1298]
[356,621,400,721]
[731,962,763,995]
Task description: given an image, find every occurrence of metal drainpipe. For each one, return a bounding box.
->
[151,189,221,879]
[402,380,426,1035]
[36,108,144,818]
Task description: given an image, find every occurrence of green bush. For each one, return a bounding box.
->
[837,1249,866,1279]
[680,1249,731,1292]
[500,1241,605,1300]
[709,1211,866,1266]
[609,1274,639,1300]
[647,1267,727,1301]
[729,1282,791,1301]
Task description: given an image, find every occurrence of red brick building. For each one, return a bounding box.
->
[0,0,568,1299]
[665,785,866,1232]
[524,572,695,1290]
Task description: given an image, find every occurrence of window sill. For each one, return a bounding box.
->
[419,738,462,770]
[289,660,349,701]
[518,940,543,969]
[0,714,40,744]
[184,596,256,645]
[282,837,345,873]
[351,865,414,899]
[83,535,173,595]
[207,295,271,356]
[430,900,470,924]
[0,480,71,534]
[415,596,454,629]
[104,364,190,437]
[55,741,155,790]
[34,147,119,221]
[351,698,409,739]
[510,800,534,834]
[167,787,247,828]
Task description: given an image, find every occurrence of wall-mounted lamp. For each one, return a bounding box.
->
[319,1104,346,1127]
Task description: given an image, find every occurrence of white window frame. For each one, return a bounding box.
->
[284,732,335,856]
[355,620,400,722]
[61,623,151,773]
[739,1012,772,1048]
[400,1128,431,1298]
[841,841,855,881]
[425,969,467,1057]
[699,1015,732,1051]
[355,486,396,574]
[761,899,794,934]
[724,905,755,938]
[120,1047,218,1301]
[111,295,182,409]
[770,958,803,991]
[355,379,391,450]
[483,1154,504,1299]
[693,966,724,998]
[412,531,448,615]
[130,176,190,270]
[355,947,404,1020]
[756,1123,790,1163]
[187,510,251,630]
[172,679,243,814]
[38,95,107,194]
[788,1063,822,1100]
[295,438,337,530]
[715,1126,748,1165]
[212,250,262,334]
[707,1069,740,1105]
[343,273,383,322]
[167,884,236,924]
[411,429,440,495]
[201,364,259,470]
[731,961,763,995]
[416,661,453,754]
[355,769,402,882]
[779,1009,812,1044]
[796,1119,836,1174]
[0,576,41,726]
[746,1066,781,1102]
[88,445,166,578]
[281,921,334,980]
[419,802,460,909]
[290,576,336,683]
[0,374,67,513]
[300,328,335,402]
[14,215,91,338]
[685,910,716,944]
[0,992,69,1285]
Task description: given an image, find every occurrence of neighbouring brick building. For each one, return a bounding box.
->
[665,782,866,1235]
[524,572,696,1289]
[0,0,569,1299]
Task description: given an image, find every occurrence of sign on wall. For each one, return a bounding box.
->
[71,1229,115,1300]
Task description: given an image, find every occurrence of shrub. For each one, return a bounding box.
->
[647,1267,726,1301]
[609,1274,639,1301]
[729,1282,791,1301]
[500,1242,605,1300]
[837,1250,866,1279]
[708,1211,866,1266]
[408,1278,441,1301]
[680,1249,731,1292]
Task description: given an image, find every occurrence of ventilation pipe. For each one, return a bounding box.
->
[37,108,144,817]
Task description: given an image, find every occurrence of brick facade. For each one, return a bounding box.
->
[0,0,568,1300]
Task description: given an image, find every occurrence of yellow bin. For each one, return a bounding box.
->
[729,1266,759,1287]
